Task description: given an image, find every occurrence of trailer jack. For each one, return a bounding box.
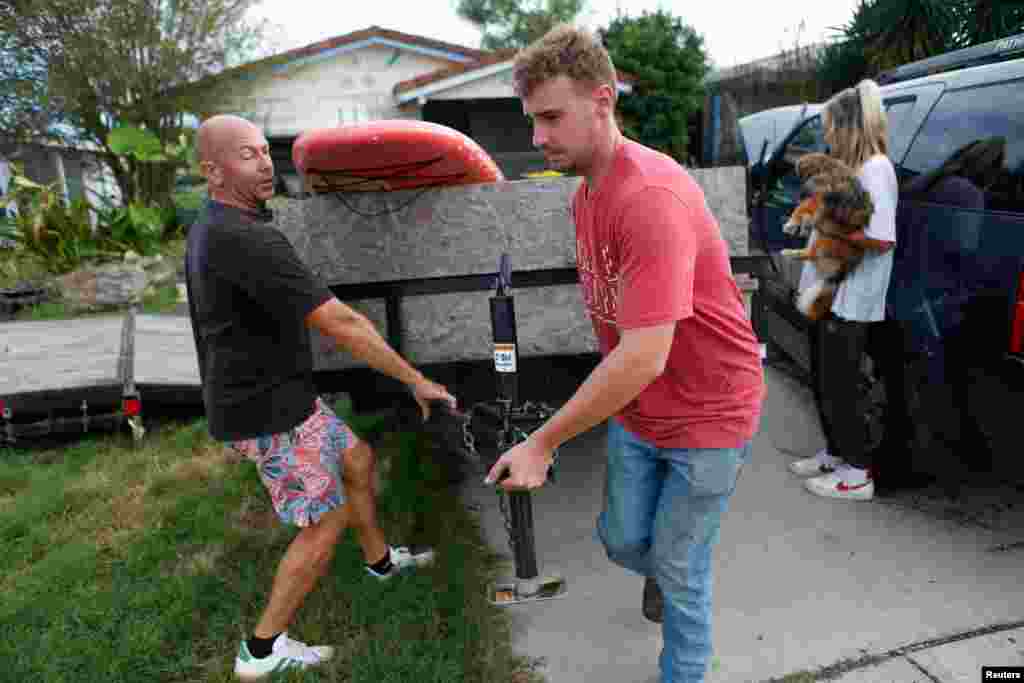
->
[421,254,568,606]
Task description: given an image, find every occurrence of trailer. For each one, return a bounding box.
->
[0,306,201,446]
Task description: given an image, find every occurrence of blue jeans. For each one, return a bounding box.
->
[596,418,751,683]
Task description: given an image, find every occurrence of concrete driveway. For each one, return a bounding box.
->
[460,362,1024,683]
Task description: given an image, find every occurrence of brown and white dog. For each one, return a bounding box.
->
[780,153,875,320]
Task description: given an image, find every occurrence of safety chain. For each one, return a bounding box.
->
[455,400,559,557]
[455,400,557,462]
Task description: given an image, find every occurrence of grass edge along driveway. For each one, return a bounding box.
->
[0,398,543,683]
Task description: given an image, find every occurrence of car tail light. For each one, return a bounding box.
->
[1010,270,1024,355]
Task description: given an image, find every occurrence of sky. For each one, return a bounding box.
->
[248,0,863,69]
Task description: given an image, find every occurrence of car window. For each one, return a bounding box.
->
[900,80,1024,214]
[785,115,826,162]
[884,98,915,135]
[765,116,826,207]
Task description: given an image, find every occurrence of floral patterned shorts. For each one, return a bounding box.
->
[228,397,358,528]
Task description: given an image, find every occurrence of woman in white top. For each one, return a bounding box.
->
[788,80,900,501]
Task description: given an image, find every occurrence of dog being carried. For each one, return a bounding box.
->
[781,152,875,320]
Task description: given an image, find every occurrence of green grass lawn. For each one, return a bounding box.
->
[0,399,541,683]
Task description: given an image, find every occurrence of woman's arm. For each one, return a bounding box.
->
[846,230,894,252]
[853,158,898,253]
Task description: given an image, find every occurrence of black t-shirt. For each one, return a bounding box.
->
[184,201,334,441]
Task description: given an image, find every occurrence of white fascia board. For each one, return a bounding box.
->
[396,61,515,104]
[271,38,476,75]
[397,60,632,103]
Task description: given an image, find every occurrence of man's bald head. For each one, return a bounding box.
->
[196,114,275,211]
[197,114,260,165]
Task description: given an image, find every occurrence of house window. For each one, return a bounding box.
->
[337,102,372,125]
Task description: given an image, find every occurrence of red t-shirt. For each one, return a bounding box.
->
[573,140,765,448]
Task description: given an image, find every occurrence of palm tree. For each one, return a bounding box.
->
[956,0,1024,46]
[817,0,960,93]
[853,0,960,72]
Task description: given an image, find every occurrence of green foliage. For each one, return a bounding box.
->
[861,0,960,70]
[0,246,50,289]
[173,187,205,212]
[456,0,585,50]
[0,161,177,277]
[141,283,180,314]
[0,164,114,274]
[103,124,197,212]
[0,0,270,206]
[96,203,167,257]
[956,1,1024,46]
[27,198,103,274]
[104,124,200,239]
[108,125,193,167]
[600,10,709,162]
[816,38,871,99]
[172,178,207,231]
[108,126,166,163]
[818,0,1024,93]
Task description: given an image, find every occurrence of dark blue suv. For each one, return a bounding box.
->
[746,34,1024,489]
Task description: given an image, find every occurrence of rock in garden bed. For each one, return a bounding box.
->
[55,263,148,311]
[4,247,185,317]
[52,253,178,312]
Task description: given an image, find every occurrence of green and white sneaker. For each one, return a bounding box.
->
[366,544,436,581]
[234,632,334,681]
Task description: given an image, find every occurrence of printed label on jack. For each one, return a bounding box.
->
[494,343,517,373]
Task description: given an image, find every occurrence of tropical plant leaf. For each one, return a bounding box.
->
[107,125,164,160]
[11,175,46,191]
[0,217,21,242]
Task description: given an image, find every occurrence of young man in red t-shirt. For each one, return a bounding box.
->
[484,25,765,683]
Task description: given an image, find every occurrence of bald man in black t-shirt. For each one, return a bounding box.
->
[185,115,457,680]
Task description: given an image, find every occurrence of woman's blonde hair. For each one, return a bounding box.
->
[823,79,889,169]
[512,23,617,101]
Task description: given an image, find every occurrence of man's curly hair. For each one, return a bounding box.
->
[512,24,617,100]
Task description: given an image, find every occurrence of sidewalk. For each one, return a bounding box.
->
[460,363,1024,683]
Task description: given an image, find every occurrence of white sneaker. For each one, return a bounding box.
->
[804,471,874,501]
[366,544,436,581]
[789,448,844,477]
[234,632,334,681]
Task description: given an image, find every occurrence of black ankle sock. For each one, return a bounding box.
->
[247,632,281,659]
[367,548,393,575]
